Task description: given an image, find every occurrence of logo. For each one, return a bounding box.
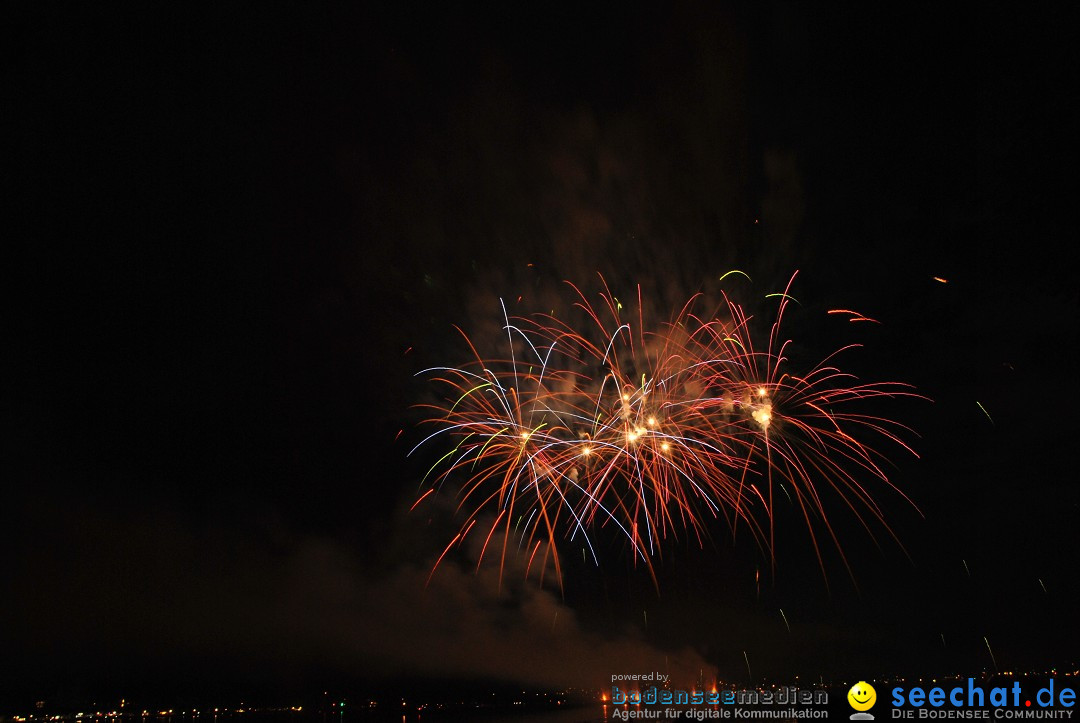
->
[849,681,878,720]
[890,677,1076,718]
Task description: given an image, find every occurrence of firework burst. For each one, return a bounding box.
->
[410,272,924,590]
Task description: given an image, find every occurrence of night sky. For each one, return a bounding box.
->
[10,3,1078,707]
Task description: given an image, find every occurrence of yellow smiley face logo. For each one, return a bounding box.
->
[848,681,877,711]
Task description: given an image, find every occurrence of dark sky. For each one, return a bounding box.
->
[9,3,1078,706]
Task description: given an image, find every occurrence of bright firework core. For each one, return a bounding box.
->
[751,400,773,431]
